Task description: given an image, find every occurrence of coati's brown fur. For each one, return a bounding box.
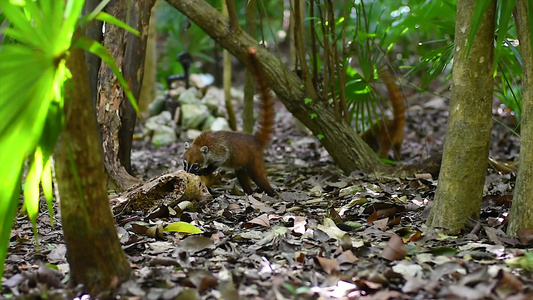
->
[360,69,405,159]
[183,47,275,196]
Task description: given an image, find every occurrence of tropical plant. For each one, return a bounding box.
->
[156,1,214,86]
[0,0,139,279]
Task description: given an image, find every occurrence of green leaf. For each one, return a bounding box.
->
[23,148,43,223]
[96,12,140,36]
[164,222,203,234]
[494,0,517,66]
[0,1,48,48]
[466,0,490,56]
[78,0,110,25]
[74,36,141,116]
[42,157,54,227]
[426,246,457,256]
[0,165,21,280]
[0,0,83,279]
[506,252,533,269]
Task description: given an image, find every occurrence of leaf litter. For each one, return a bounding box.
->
[2,95,532,299]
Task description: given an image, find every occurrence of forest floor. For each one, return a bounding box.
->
[2,85,532,300]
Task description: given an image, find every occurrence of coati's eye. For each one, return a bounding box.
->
[184,161,201,174]
[190,163,201,174]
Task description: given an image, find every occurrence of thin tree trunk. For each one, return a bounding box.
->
[167,0,387,175]
[427,0,496,233]
[97,0,154,191]
[243,0,257,134]
[55,47,131,295]
[507,0,533,236]
[139,0,161,113]
[82,0,103,109]
[222,0,237,131]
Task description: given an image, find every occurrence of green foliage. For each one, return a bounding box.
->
[0,1,83,278]
[155,1,214,87]
[0,0,140,279]
[307,0,459,131]
[310,0,524,129]
[506,252,533,269]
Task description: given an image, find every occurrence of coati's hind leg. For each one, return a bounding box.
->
[235,168,254,194]
[248,160,276,196]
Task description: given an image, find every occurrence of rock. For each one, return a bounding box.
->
[189,73,214,89]
[181,103,210,130]
[202,87,225,116]
[201,115,216,131]
[151,125,177,146]
[178,87,200,104]
[144,111,177,146]
[185,129,202,140]
[209,117,230,131]
[230,87,244,102]
[145,111,173,129]
[168,85,186,99]
[148,94,166,116]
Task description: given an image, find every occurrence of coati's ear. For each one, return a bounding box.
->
[200,146,209,154]
[184,142,190,149]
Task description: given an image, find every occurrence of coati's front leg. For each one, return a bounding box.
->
[195,164,219,176]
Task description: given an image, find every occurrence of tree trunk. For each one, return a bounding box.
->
[167,0,388,175]
[507,0,533,236]
[427,0,496,233]
[55,48,131,295]
[97,0,155,191]
[139,0,161,113]
[243,0,257,134]
[82,0,104,109]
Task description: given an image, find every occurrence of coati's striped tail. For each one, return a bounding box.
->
[248,47,274,150]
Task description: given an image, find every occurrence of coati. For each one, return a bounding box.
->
[183,47,276,196]
[360,69,405,159]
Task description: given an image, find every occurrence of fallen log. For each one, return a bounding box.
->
[111,170,210,215]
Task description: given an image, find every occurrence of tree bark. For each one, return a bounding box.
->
[427,0,496,233]
[55,48,131,295]
[139,0,161,113]
[82,0,104,110]
[97,0,155,191]
[507,0,533,236]
[167,0,388,175]
[243,0,257,134]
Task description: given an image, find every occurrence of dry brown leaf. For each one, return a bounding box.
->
[315,256,340,274]
[244,213,270,228]
[415,173,433,180]
[367,208,378,224]
[295,252,306,263]
[517,228,533,245]
[186,269,218,292]
[407,230,422,242]
[175,236,215,253]
[131,223,148,234]
[496,269,523,293]
[382,233,407,261]
[373,218,389,231]
[337,250,358,264]
[293,216,307,235]
[146,224,165,239]
[388,216,402,226]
